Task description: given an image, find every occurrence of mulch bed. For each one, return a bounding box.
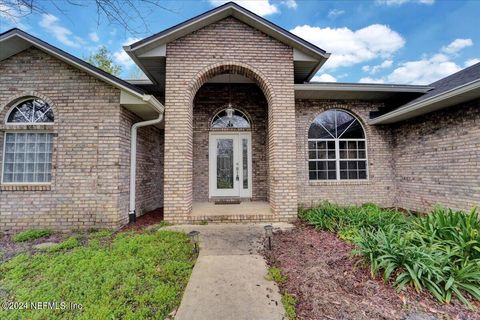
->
[0,233,65,264]
[262,222,480,320]
[121,207,164,231]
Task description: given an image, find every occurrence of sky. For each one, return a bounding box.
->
[1,0,479,84]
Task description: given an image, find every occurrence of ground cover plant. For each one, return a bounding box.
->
[0,229,195,320]
[13,229,51,242]
[300,203,480,308]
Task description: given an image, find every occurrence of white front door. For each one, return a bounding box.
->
[209,132,252,198]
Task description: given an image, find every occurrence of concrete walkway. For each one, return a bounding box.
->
[166,223,293,320]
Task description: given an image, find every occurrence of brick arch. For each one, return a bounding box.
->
[187,61,275,106]
[0,91,59,124]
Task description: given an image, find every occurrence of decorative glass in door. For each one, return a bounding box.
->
[216,139,234,189]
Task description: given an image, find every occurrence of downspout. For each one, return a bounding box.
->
[129,101,164,224]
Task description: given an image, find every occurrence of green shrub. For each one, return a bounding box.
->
[13,229,51,242]
[266,267,288,284]
[301,203,480,307]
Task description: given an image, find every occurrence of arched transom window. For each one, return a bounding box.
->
[7,98,54,124]
[211,108,250,129]
[2,98,54,184]
[308,109,367,180]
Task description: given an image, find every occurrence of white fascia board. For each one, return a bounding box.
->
[369,79,480,125]
[295,83,433,93]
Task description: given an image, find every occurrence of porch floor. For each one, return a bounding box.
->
[192,201,271,216]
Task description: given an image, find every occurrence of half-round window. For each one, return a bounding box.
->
[308,109,367,180]
[7,98,54,124]
[211,108,250,129]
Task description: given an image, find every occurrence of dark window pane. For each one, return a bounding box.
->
[309,161,316,171]
[318,151,327,159]
[308,141,315,149]
[339,141,347,149]
[348,161,358,170]
[328,171,337,180]
[317,161,327,171]
[340,121,364,138]
[309,151,316,159]
[318,171,327,180]
[340,161,347,170]
[317,141,326,150]
[339,150,347,159]
[348,141,356,149]
[358,141,365,149]
[309,171,317,180]
[7,99,54,123]
[328,151,335,159]
[359,170,367,179]
[340,171,348,179]
[327,161,336,170]
[327,141,335,149]
[348,150,356,159]
[358,161,366,170]
[348,171,358,179]
[358,151,366,159]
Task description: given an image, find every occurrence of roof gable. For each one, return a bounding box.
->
[124,2,330,86]
[0,28,164,118]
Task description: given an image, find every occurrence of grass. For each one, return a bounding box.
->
[0,230,195,319]
[281,293,297,320]
[301,203,480,308]
[13,229,52,242]
[265,267,296,319]
[266,267,288,284]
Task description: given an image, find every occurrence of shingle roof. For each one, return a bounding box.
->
[409,62,480,104]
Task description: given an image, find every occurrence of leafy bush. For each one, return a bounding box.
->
[301,203,480,307]
[13,229,51,242]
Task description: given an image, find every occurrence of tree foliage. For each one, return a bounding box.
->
[86,46,122,76]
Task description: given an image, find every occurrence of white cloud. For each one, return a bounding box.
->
[376,0,434,6]
[312,73,337,82]
[328,9,345,18]
[209,0,279,16]
[359,77,385,84]
[360,53,461,84]
[465,58,480,67]
[363,59,393,74]
[290,24,405,70]
[39,14,84,48]
[89,32,99,42]
[114,37,141,68]
[441,38,473,54]
[281,0,297,9]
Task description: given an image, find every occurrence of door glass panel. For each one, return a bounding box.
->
[217,139,234,189]
[242,138,248,189]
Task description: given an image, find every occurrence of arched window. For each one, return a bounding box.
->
[211,108,250,129]
[7,98,54,124]
[2,98,54,184]
[308,109,367,180]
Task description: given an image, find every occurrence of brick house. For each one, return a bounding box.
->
[0,2,478,232]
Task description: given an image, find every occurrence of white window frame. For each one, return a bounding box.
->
[1,130,54,185]
[308,138,369,181]
[5,98,54,125]
[307,109,369,181]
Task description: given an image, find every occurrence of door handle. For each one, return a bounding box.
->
[236,166,239,181]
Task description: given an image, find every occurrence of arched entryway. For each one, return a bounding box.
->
[163,61,298,222]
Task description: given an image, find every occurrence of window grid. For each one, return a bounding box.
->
[309,139,368,181]
[2,132,53,184]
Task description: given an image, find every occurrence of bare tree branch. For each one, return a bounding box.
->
[0,0,177,35]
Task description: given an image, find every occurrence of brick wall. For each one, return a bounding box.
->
[295,99,396,208]
[193,83,268,202]
[0,48,163,233]
[391,100,480,212]
[120,108,164,217]
[164,17,297,222]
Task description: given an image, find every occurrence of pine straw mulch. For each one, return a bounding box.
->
[262,222,480,320]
